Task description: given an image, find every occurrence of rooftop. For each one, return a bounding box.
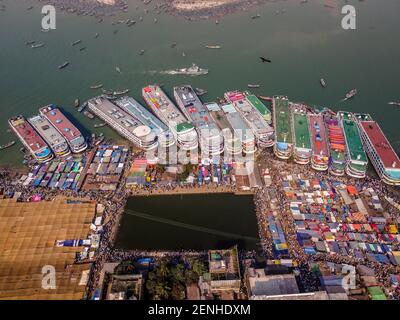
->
[274,96,293,144]
[9,116,48,152]
[293,113,311,150]
[0,197,96,299]
[308,114,329,156]
[341,117,367,163]
[359,120,400,169]
[40,106,84,144]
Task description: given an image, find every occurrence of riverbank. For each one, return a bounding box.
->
[166,0,268,20]
[128,184,254,196]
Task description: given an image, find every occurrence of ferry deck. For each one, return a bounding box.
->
[40,105,87,153]
[28,115,70,157]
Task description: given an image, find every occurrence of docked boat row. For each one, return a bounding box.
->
[225,91,274,148]
[142,85,198,151]
[174,85,224,156]
[87,96,160,151]
[114,96,175,148]
[8,107,87,163]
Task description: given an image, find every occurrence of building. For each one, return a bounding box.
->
[106,274,144,300]
[207,247,241,294]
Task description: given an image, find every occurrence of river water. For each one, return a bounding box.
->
[1,0,400,167]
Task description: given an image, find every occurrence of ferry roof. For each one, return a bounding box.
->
[28,115,68,149]
[205,103,232,131]
[273,96,293,144]
[115,96,169,134]
[308,114,329,156]
[221,103,253,141]
[359,120,400,169]
[231,97,273,134]
[40,106,84,143]
[174,86,220,132]
[341,118,367,163]
[293,113,311,150]
[88,97,155,142]
[142,85,192,133]
[246,94,271,118]
[9,116,48,152]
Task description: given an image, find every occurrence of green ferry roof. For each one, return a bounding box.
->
[342,119,367,163]
[246,95,271,117]
[293,113,311,149]
[274,97,293,144]
[331,149,345,162]
[176,122,194,133]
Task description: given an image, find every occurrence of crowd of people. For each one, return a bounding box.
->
[254,149,400,298]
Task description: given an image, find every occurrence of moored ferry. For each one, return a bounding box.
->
[28,115,70,157]
[40,105,87,153]
[142,85,198,151]
[338,111,368,178]
[355,113,400,185]
[205,102,243,155]
[324,113,346,176]
[273,96,293,159]
[291,105,312,165]
[87,96,158,151]
[225,91,274,148]
[308,113,329,171]
[220,103,256,154]
[9,115,53,163]
[114,96,175,148]
[174,85,224,156]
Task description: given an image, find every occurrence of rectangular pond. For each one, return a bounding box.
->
[115,193,259,251]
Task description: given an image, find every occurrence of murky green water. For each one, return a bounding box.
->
[115,194,259,250]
